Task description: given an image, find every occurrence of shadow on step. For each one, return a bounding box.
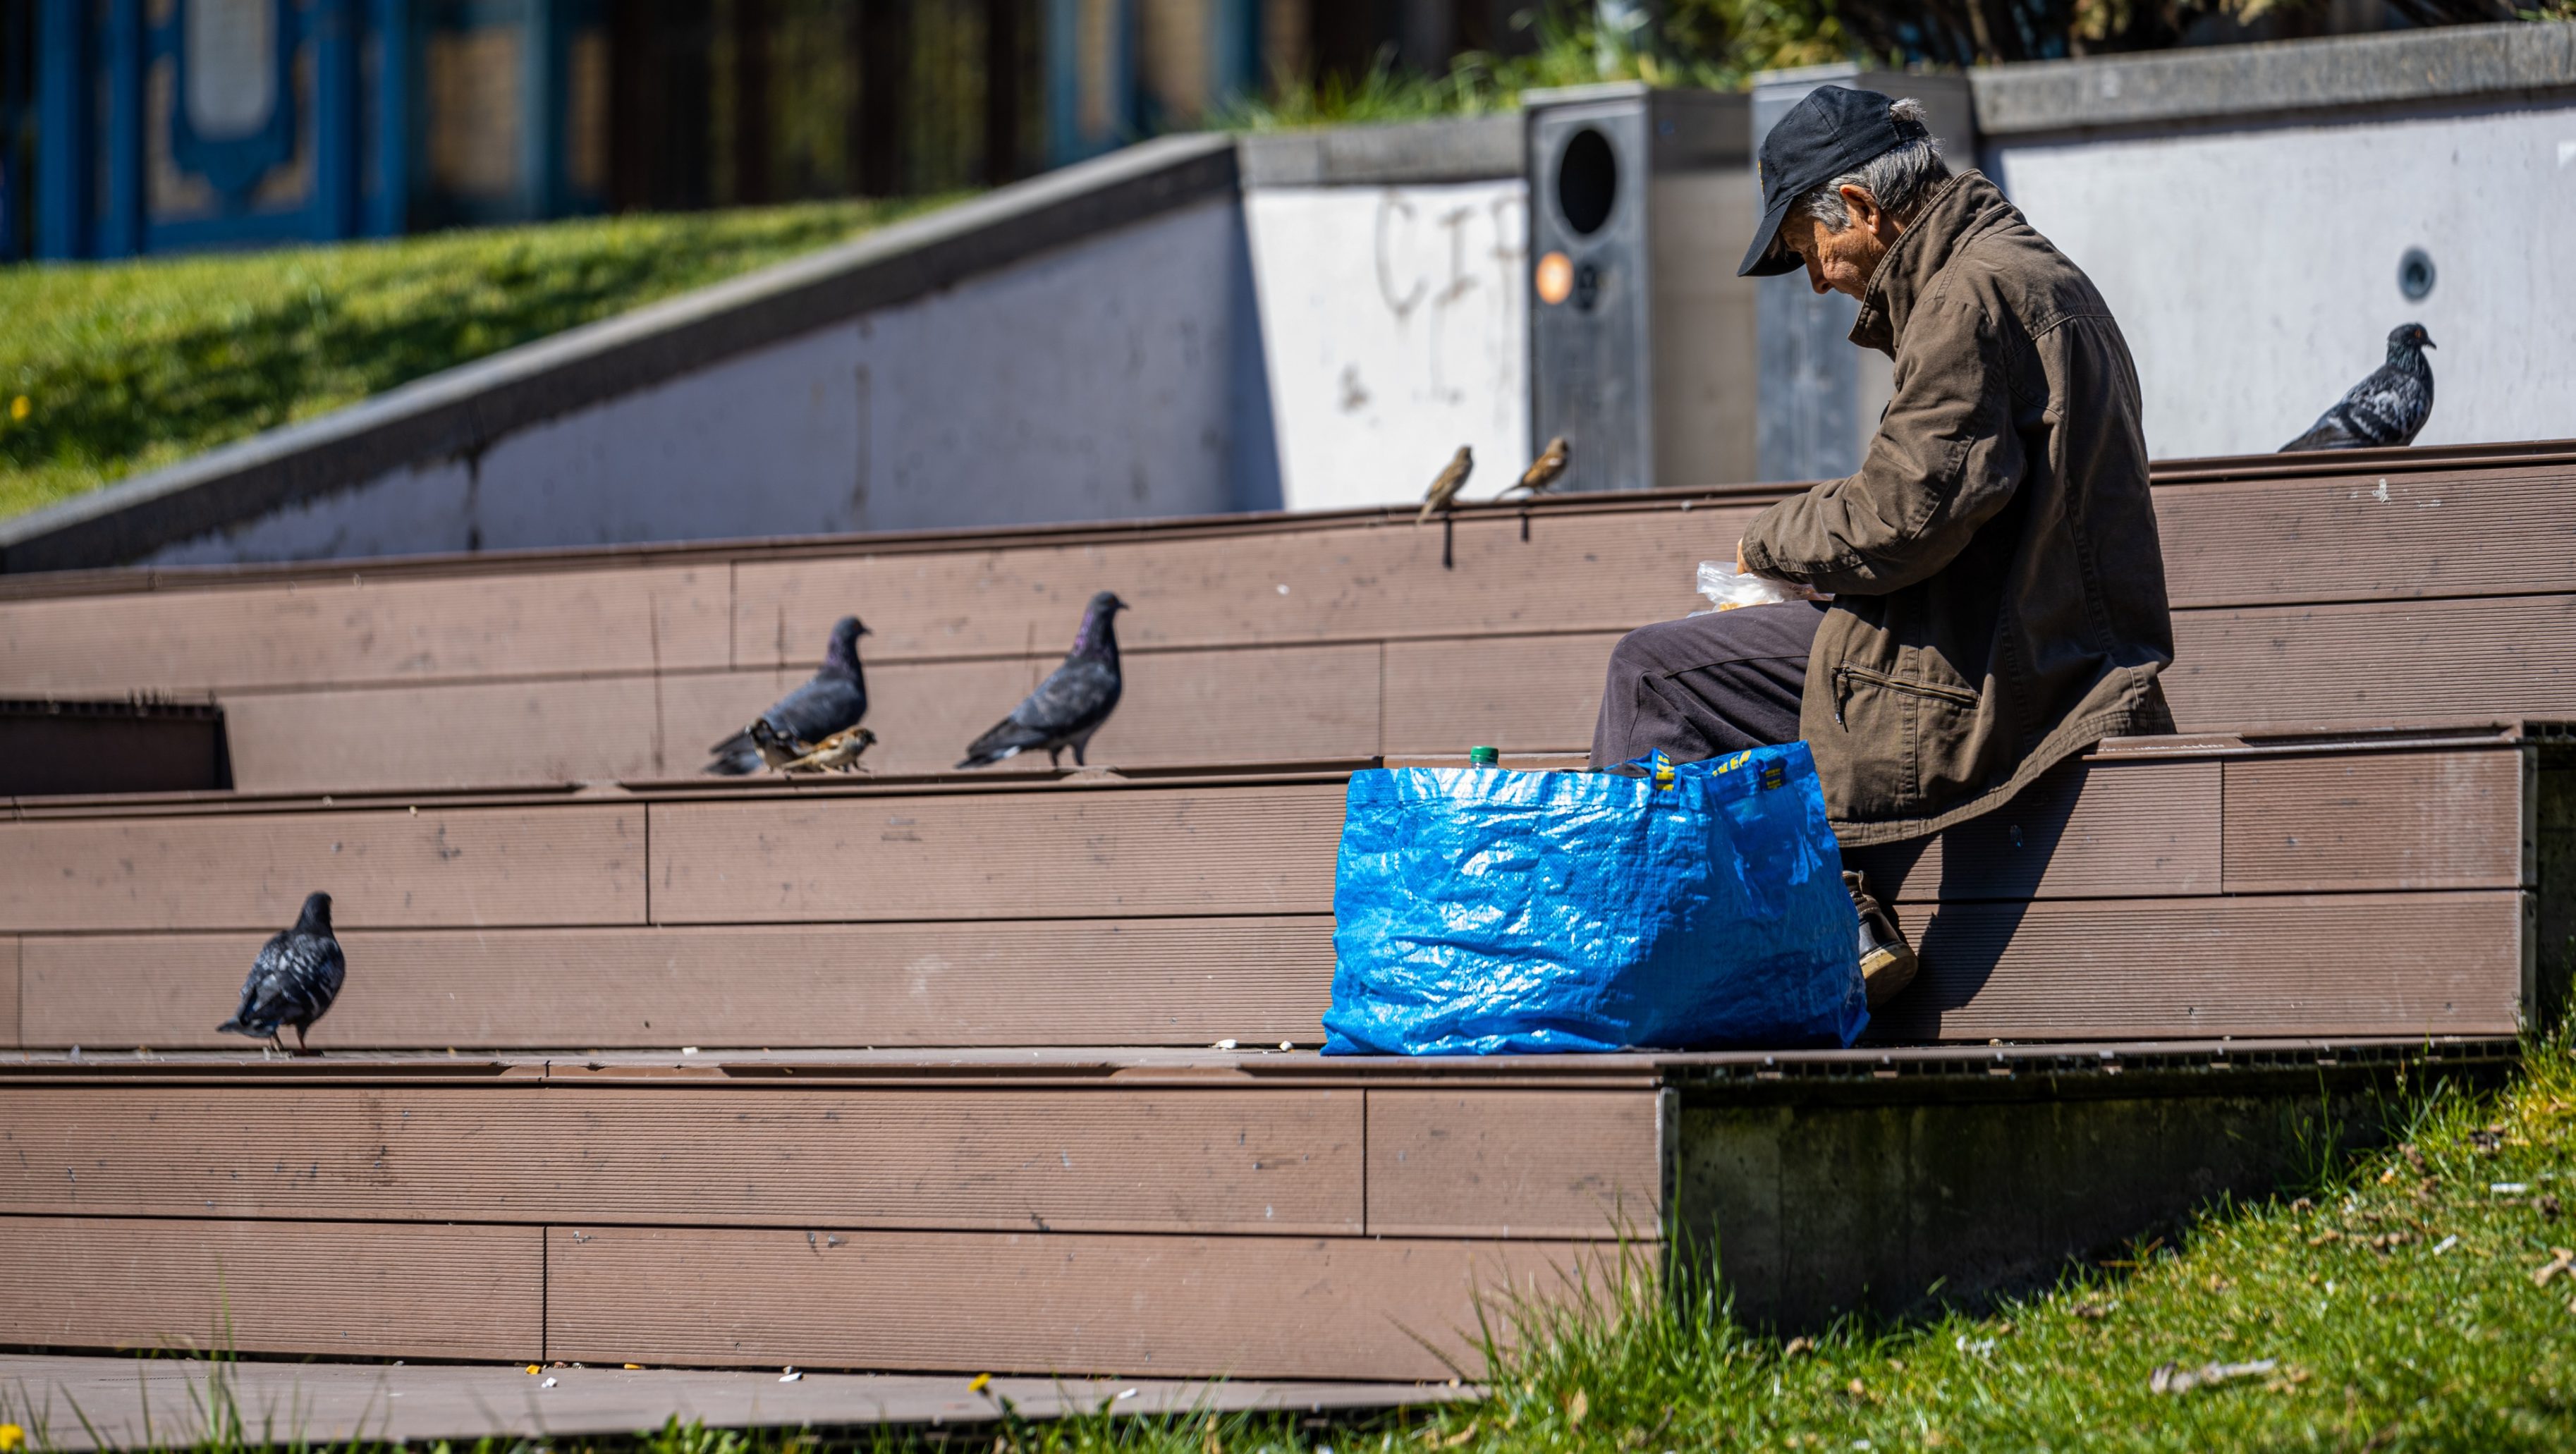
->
[1666,1040,2517,1334]
[0,698,231,796]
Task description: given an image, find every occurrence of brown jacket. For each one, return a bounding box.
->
[1738,171,2174,846]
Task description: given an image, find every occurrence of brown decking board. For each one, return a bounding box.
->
[0,1216,544,1362]
[1365,1088,1665,1239]
[220,644,1391,793]
[1841,758,2221,904]
[646,784,1344,924]
[3,453,2569,798]
[1868,890,2526,1042]
[18,919,1336,1050]
[0,1036,2503,1367]
[0,566,731,697]
[2153,466,2576,609]
[222,676,672,794]
[1381,633,1624,756]
[726,507,1750,667]
[3,438,2551,606]
[543,1223,1601,1380]
[669,643,1388,783]
[0,1084,1370,1235]
[0,805,646,932]
[0,736,2540,1049]
[0,1356,1477,1451]
[2168,595,2576,732]
[2222,750,2529,893]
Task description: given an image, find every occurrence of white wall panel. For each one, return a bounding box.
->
[1245,181,1532,511]
[1990,105,2576,460]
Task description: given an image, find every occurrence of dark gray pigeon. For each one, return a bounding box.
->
[2281,322,2435,452]
[218,891,346,1054]
[704,616,869,774]
[956,592,1128,770]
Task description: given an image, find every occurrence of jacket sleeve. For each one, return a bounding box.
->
[1738,291,2025,597]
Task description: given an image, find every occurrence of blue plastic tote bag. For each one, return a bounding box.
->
[1321,742,1866,1055]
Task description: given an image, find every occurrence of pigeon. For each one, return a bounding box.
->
[779,726,878,774]
[704,616,870,774]
[218,891,346,1055]
[1416,446,1475,523]
[956,592,1128,770]
[1501,436,1570,497]
[2281,323,2436,452]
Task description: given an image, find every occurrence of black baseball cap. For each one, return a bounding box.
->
[1738,85,1907,278]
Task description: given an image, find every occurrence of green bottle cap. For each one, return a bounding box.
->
[1468,745,1499,766]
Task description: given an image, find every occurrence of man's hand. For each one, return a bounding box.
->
[1733,535,1828,604]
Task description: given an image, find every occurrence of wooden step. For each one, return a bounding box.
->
[0,1037,2515,1367]
[4,446,2570,794]
[0,1052,1656,1378]
[1,728,2558,1052]
[0,1353,1470,1449]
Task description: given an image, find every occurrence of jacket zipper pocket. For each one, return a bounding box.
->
[1831,664,1981,726]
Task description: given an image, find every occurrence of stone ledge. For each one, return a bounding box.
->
[1973,19,2576,138]
[1237,114,1523,186]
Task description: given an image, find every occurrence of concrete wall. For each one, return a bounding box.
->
[1974,21,2576,460]
[1238,116,1532,513]
[1990,103,2576,459]
[1244,181,1530,512]
[145,197,1276,564]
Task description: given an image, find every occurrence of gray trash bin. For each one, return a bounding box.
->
[1524,83,1756,494]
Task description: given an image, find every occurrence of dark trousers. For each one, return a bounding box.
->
[1588,600,1826,769]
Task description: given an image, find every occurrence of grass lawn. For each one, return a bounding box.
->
[1409,1032,2576,1452]
[0,199,952,524]
[5,1032,2570,1453]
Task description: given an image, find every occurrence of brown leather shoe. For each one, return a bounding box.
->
[1844,869,1919,1008]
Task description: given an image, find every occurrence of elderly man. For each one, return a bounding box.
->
[1589,87,2175,1006]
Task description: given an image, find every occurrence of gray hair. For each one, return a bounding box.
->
[1798,97,1951,232]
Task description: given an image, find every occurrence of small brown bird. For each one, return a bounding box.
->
[780,726,878,774]
[1502,436,1570,497]
[1416,446,1475,524]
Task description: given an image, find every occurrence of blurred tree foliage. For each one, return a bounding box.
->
[1673,0,2522,68]
[1230,0,2539,129]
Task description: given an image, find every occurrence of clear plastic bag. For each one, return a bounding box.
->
[1695,560,1827,613]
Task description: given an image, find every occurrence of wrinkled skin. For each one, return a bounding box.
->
[1775,185,1910,301]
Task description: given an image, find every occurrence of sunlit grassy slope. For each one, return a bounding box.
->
[0,198,953,523]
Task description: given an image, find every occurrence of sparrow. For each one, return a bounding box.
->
[780,726,879,774]
[1416,446,1475,524]
[1501,436,1570,497]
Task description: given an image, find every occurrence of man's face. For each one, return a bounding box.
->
[1775,185,1904,302]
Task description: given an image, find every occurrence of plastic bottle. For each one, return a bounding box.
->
[1468,745,1499,767]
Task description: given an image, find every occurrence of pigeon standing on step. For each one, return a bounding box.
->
[1416,446,1474,523]
[704,616,870,774]
[2280,323,2436,452]
[218,891,346,1055]
[956,592,1128,770]
[1501,436,1570,498]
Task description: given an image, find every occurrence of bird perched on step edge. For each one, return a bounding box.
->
[956,592,1128,770]
[1501,436,1571,498]
[704,615,869,774]
[779,726,878,774]
[2281,322,2435,452]
[218,891,346,1056]
[1416,445,1474,523]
